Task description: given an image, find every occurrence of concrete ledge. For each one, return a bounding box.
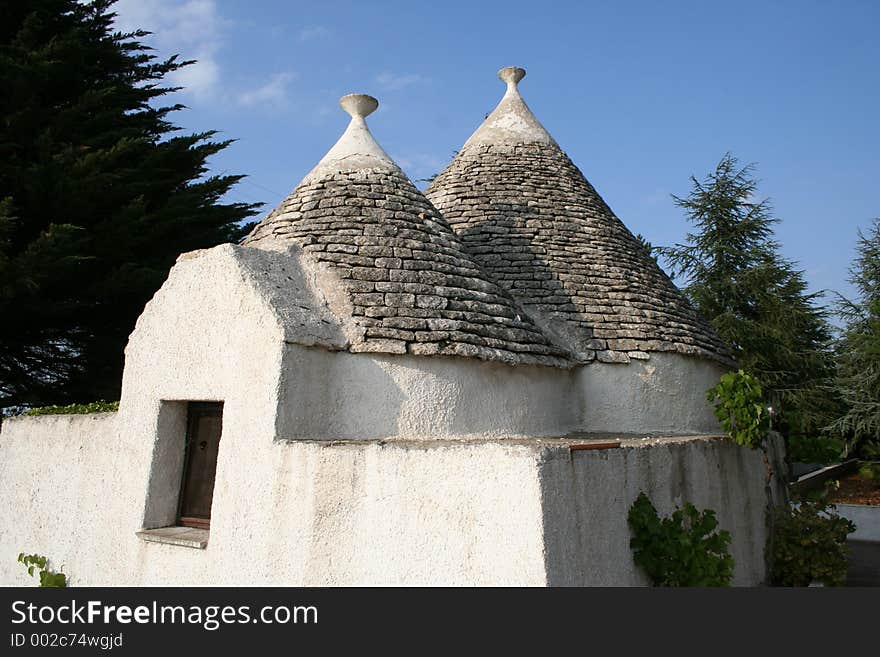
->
[136,527,209,549]
[836,504,880,542]
[792,460,859,496]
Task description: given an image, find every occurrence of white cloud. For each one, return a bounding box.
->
[112,0,226,101]
[298,25,330,42]
[238,72,296,108]
[376,72,424,91]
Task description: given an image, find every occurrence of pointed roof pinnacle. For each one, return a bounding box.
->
[340,92,379,119]
[499,66,526,89]
[461,66,557,150]
[303,93,398,182]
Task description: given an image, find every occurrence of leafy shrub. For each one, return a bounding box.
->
[858,461,880,483]
[627,492,734,586]
[18,553,66,587]
[861,441,880,461]
[772,485,856,586]
[858,441,880,481]
[22,400,119,416]
[707,370,769,448]
[787,434,845,464]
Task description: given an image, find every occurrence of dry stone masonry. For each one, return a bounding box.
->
[245,94,571,367]
[426,67,732,366]
[246,71,732,369]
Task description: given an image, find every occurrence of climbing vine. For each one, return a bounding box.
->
[706,370,769,448]
[627,492,734,586]
[18,553,67,587]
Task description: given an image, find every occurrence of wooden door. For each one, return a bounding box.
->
[178,402,223,530]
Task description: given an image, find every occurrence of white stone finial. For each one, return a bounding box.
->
[461,66,555,150]
[339,93,378,119]
[498,66,526,88]
[301,92,397,182]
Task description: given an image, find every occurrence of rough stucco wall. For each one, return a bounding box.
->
[179,440,549,586]
[0,413,120,585]
[0,245,552,585]
[0,418,777,586]
[538,436,782,586]
[278,345,579,440]
[575,352,727,435]
[0,424,548,585]
[277,346,729,441]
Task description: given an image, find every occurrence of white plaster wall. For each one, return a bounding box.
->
[575,352,727,435]
[278,345,579,441]
[538,435,782,586]
[0,419,777,586]
[181,440,549,586]
[0,413,121,585]
[0,421,548,585]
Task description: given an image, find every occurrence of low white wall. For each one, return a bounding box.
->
[0,413,122,584]
[0,415,776,585]
[539,435,780,585]
[575,352,727,435]
[0,425,548,585]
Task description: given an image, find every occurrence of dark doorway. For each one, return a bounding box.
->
[178,402,223,530]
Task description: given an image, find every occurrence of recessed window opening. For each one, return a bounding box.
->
[177,402,224,530]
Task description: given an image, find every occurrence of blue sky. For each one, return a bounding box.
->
[112,0,879,308]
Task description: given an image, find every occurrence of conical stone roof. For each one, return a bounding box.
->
[426,67,732,365]
[244,93,570,367]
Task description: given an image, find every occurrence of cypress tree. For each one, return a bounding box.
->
[659,153,837,444]
[832,219,880,451]
[0,0,260,410]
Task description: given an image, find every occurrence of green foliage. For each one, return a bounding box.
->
[787,434,845,464]
[634,233,658,264]
[857,442,880,481]
[862,441,880,461]
[831,219,880,451]
[858,443,880,480]
[772,485,856,586]
[707,369,769,448]
[22,399,118,416]
[627,492,734,587]
[0,0,261,412]
[857,461,880,483]
[18,552,67,587]
[659,154,838,442]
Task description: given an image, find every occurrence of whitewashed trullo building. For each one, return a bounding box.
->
[0,68,782,585]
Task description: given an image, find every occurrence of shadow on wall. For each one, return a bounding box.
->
[538,439,768,586]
